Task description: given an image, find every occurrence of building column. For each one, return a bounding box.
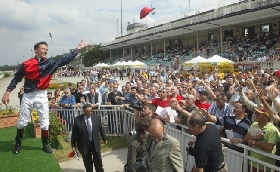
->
[130,45,133,60]
[196,31,199,51]
[150,42,153,59]
[163,38,166,58]
[110,49,112,60]
[220,27,224,54]
[122,47,125,59]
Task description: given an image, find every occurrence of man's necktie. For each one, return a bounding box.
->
[87,118,92,141]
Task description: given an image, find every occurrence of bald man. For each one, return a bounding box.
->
[145,119,183,172]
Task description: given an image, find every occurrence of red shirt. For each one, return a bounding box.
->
[170,94,184,101]
[195,99,211,110]
[152,98,171,108]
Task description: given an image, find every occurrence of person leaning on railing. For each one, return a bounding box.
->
[260,86,280,168]
[242,105,280,172]
[187,113,228,172]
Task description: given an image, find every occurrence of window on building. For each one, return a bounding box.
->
[261,25,270,33]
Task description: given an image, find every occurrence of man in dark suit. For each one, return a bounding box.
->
[71,104,108,172]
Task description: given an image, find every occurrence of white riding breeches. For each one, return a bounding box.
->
[17,90,49,130]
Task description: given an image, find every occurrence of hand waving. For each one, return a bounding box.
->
[268,89,278,100]
[77,40,90,50]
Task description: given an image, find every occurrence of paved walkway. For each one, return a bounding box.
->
[60,147,127,172]
[0,75,129,172]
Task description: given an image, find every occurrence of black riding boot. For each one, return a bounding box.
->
[41,130,53,153]
[13,128,24,154]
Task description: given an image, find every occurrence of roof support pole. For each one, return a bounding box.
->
[122,47,125,59]
[150,42,152,59]
[130,45,133,60]
[110,49,112,60]
[196,31,199,54]
[163,38,166,58]
[220,26,223,54]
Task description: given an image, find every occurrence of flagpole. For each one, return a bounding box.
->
[121,0,123,36]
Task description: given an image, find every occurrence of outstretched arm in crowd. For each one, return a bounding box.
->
[248,79,262,107]
[237,82,260,111]
[265,89,280,124]
[200,108,218,123]
[200,80,216,99]
[260,96,279,124]
[172,101,192,118]
[135,94,152,104]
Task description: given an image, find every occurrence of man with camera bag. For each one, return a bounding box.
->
[126,117,150,172]
[187,113,227,172]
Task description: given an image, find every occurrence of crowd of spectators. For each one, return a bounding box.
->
[35,65,280,170]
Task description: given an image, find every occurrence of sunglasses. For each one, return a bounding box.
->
[64,92,69,94]
[255,112,266,117]
[79,88,84,89]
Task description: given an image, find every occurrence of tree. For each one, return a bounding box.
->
[81,44,110,67]
[51,53,67,60]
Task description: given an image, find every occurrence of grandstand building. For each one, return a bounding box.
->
[101,0,280,70]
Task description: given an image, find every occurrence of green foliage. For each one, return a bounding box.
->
[49,113,64,150]
[4,73,10,77]
[0,65,17,71]
[0,106,17,116]
[81,44,110,67]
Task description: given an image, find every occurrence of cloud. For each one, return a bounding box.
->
[0,0,223,65]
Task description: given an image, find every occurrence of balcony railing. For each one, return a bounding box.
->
[102,0,280,47]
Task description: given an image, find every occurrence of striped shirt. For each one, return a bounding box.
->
[220,116,251,152]
[208,102,232,129]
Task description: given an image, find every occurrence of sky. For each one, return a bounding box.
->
[0,0,238,65]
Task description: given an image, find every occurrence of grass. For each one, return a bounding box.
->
[0,123,61,172]
[54,135,128,162]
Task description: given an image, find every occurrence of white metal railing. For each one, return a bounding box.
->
[102,0,280,47]
[164,123,280,172]
[52,105,135,136]
[52,106,280,171]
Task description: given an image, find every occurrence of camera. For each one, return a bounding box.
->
[133,162,149,172]
[186,142,195,156]
[133,100,143,111]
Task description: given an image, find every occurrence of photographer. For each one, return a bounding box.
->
[187,113,227,172]
[126,117,150,172]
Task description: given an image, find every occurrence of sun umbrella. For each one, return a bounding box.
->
[140,7,155,19]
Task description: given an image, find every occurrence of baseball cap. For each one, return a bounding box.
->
[254,107,268,116]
